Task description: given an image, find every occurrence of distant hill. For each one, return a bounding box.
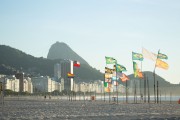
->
[0,45,103,81]
[0,45,58,76]
[47,42,89,65]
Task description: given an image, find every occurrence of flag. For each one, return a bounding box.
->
[111,76,119,81]
[108,83,112,88]
[105,67,115,74]
[133,61,138,77]
[138,71,143,78]
[104,82,108,87]
[156,59,169,70]
[120,73,129,82]
[67,72,74,78]
[105,73,113,79]
[115,64,127,72]
[132,52,143,61]
[105,56,116,64]
[105,78,112,83]
[113,81,119,86]
[157,52,168,60]
[105,87,110,92]
[142,47,157,61]
[74,61,80,67]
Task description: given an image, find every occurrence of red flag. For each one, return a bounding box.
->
[120,73,129,82]
[74,61,80,67]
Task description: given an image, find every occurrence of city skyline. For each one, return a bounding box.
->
[0,0,180,84]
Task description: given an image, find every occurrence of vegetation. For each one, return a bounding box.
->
[0,45,103,81]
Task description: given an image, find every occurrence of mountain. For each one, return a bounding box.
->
[0,44,103,81]
[47,42,89,65]
[0,45,58,76]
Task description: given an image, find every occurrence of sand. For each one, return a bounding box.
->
[0,96,180,120]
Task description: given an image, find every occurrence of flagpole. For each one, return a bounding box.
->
[144,73,146,103]
[116,61,118,104]
[126,79,128,103]
[141,49,143,103]
[147,75,150,103]
[153,49,160,103]
[140,61,142,103]
[157,80,159,104]
[104,73,105,102]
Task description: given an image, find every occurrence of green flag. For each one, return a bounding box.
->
[157,52,168,60]
[132,52,143,61]
[115,64,127,72]
[104,82,108,87]
[133,61,138,77]
[105,56,116,64]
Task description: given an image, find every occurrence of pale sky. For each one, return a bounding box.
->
[0,0,180,84]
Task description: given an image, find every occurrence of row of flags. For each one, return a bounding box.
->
[132,48,169,78]
[104,57,129,92]
[104,47,169,92]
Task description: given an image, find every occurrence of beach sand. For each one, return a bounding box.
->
[0,96,180,120]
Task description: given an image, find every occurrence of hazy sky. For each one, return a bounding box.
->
[0,0,180,84]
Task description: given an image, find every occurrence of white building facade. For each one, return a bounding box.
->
[32,76,61,93]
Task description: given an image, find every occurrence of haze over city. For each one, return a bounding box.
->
[0,0,180,84]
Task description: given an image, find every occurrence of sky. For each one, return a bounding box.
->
[0,0,180,84]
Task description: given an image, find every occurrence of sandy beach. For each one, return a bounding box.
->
[0,96,180,120]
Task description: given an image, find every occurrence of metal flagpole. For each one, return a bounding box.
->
[153,70,156,103]
[140,61,142,103]
[134,79,135,103]
[147,76,150,103]
[157,81,159,104]
[104,73,105,102]
[144,74,146,103]
[126,80,128,103]
[153,49,160,103]
[116,61,118,104]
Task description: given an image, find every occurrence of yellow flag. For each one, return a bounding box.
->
[105,87,110,92]
[156,59,169,70]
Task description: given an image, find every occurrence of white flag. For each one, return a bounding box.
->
[142,47,157,61]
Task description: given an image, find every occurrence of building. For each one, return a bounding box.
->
[5,76,19,92]
[54,63,61,80]
[15,72,24,93]
[24,77,33,93]
[32,76,61,93]
[4,76,33,93]
[60,78,64,91]
[60,60,74,91]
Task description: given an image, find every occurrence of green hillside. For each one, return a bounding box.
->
[0,45,103,81]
